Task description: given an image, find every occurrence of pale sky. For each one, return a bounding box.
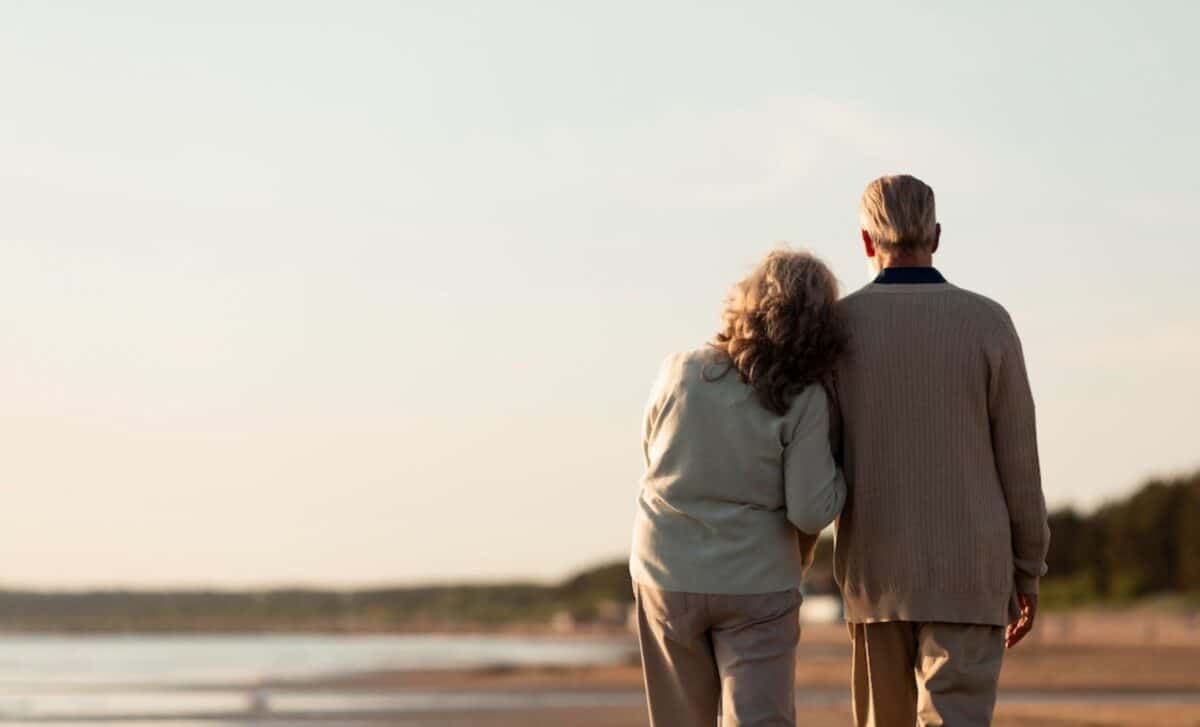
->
[2,1,1197,588]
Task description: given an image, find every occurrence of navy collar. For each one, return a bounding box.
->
[873,266,946,284]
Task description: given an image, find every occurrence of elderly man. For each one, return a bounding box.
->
[833,175,1050,726]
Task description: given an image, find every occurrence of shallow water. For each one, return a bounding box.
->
[0,633,636,721]
[0,635,1194,723]
[0,633,635,685]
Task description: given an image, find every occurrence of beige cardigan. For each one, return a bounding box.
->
[833,281,1050,626]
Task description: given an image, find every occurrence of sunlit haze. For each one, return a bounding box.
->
[2,1,1197,587]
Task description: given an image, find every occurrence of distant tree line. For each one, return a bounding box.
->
[1042,470,1200,605]
[0,562,635,633]
[0,472,1195,632]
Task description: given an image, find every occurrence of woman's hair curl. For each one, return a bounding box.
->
[708,250,846,415]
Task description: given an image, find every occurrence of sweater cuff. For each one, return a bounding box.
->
[1014,573,1040,595]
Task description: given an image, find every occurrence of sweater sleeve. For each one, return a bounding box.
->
[988,322,1051,594]
[783,386,847,535]
[641,355,675,467]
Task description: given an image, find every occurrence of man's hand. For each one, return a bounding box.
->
[1005,593,1038,649]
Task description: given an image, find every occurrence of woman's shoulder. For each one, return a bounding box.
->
[681,347,740,382]
[649,347,733,394]
[776,382,833,446]
[797,380,829,403]
[785,381,830,420]
[679,346,724,365]
[658,346,725,373]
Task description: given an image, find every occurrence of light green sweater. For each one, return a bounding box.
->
[629,348,846,594]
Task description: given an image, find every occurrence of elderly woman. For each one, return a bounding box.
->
[630,249,847,727]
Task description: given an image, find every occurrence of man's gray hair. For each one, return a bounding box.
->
[859,175,937,253]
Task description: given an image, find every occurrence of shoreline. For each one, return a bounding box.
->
[0,603,1194,639]
[22,636,1195,697]
[1,639,1198,725]
[263,636,1200,695]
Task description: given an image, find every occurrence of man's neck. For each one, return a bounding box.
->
[875,253,934,270]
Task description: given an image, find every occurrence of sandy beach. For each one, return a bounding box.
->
[341,704,1200,726]
[264,621,1200,726]
[4,617,1197,724]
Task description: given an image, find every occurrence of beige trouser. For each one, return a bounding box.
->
[633,582,802,726]
[850,621,1005,727]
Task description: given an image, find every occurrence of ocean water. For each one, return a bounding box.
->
[0,633,637,722]
[4,634,1193,722]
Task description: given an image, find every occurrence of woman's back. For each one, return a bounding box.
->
[630,347,841,594]
[627,249,846,727]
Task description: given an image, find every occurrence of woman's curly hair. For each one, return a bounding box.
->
[708,250,846,415]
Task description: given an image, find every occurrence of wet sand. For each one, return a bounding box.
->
[279,628,1200,726]
[345,704,1200,726]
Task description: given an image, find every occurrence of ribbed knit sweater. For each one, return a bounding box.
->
[833,279,1049,626]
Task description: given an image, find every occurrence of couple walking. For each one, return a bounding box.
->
[629,174,1050,727]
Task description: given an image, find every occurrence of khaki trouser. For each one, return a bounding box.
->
[633,582,801,726]
[850,621,1005,727]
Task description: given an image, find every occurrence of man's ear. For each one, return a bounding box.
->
[861,229,876,258]
[931,223,941,255]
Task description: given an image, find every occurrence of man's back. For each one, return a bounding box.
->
[838,174,1049,726]
[834,278,1049,627]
